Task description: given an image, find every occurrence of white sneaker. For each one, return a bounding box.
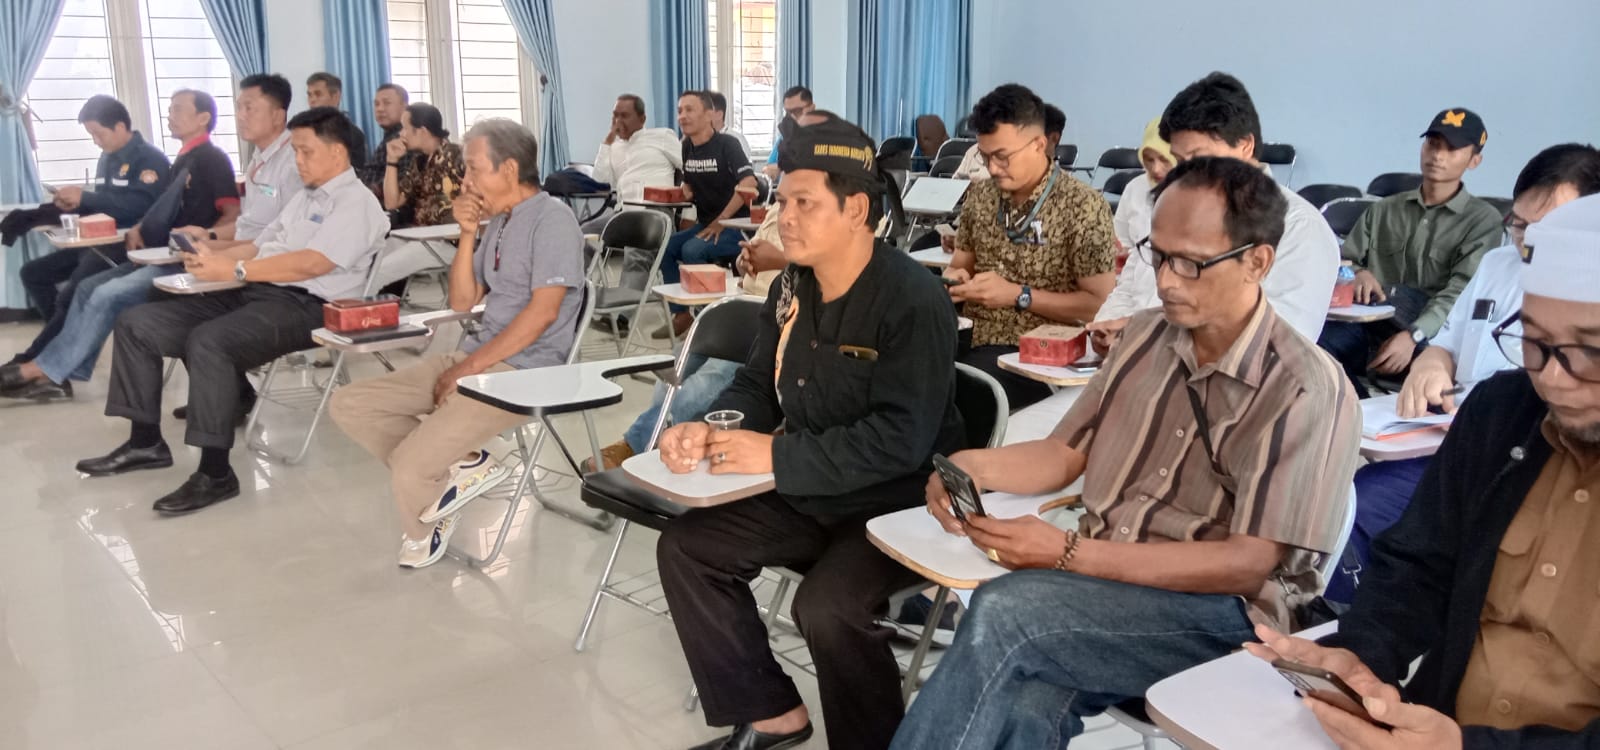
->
[398,514,460,569]
[418,452,509,524]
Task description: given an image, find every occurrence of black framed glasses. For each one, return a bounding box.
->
[976,135,1043,169]
[1134,236,1258,280]
[1492,310,1600,383]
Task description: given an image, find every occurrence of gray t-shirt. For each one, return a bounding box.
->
[468,191,584,369]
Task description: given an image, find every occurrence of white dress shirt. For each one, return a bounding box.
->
[953,144,990,181]
[236,129,302,241]
[592,127,683,203]
[1429,244,1523,384]
[252,168,389,301]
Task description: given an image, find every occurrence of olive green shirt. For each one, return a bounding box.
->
[1341,185,1503,337]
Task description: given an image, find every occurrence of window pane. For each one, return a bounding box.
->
[706,1,778,152]
[27,0,117,184]
[138,0,244,172]
[386,0,432,108]
[453,0,525,128]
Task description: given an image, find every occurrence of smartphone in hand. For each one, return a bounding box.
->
[932,453,986,522]
[1272,659,1393,729]
[169,231,199,254]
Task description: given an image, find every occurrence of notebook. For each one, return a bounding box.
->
[902,177,970,215]
[320,324,429,346]
[1359,393,1452,441]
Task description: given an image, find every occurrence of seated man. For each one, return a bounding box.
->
[358,83,409,199]
[761,85,815,181]
[654,90,757,339]
[372,102,467,291]
[1325,142,1600,603]
[944,84,1116,409]
[1249,193,1600,748]
[1088,71,1340,354]
[331,120,584,568]
[9,95,169,368]
[305,71,342,109]
[1318,108,1504,396]
[891,157,1361,749]
[2,88,240,401]
[656,118,965,750]
[583,92,683,315]
[75,107,388,515]
[707,90,752,158]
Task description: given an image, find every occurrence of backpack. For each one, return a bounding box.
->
[542,169,611,196]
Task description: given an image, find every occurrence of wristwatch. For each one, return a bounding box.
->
[234,260,248,283]
[1410,328,1428,345]
[1014,284,1033,312]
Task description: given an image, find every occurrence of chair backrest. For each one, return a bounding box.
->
[600,209,672,255]
[682,296,764,364]
[953,114,974,138]
[562,280,599,364]
[1055,144,1079,170]
[1318,484,1359,589]
[1321,197,1377,237]
[1097,147,1141,171]
[1297,183,1363,209]
[914,115,950,161]
[929,155,964,179]
[1258,143,1296,166]
[1480,195,1513,220]
[954,362,1008,450]
[1367,172,1423,198]
[1101,169,1141,197]
[935,137,976,162]
[877,136,916,172]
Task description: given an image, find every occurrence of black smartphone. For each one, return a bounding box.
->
[1067,355,1101,374]
[169,231,199,254]
[1272,659,1391,729]
[932,453,986,522]
[940,276,960,287]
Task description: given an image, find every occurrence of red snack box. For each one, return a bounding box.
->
[1019,324,1087,367]
[323,297,400,333]
[749,205,769,223]
[1330,282,1355,309]
[680,264,727,294]
[643,185,686,203]
[79,213,116,239]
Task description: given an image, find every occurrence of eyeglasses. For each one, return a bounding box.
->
[976,136,1042,169]
[1492,311,1600,383]
[1504,210,1531,245]
[1134,236,1258,280]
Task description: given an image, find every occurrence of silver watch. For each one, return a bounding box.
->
[234,260,248,282]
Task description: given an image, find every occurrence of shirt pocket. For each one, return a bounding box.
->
[1481,509,1540,621]
[808,346,877,421]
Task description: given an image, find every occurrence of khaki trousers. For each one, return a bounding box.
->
[330,352,524,540]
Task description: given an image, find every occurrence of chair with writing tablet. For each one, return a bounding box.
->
[1366,172,1423,198]
[1298,183,1363,210]
[587,209,674,355]
[1259,142,1298,185]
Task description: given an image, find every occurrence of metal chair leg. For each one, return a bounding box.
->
[574,518,631,652]
[761,575,794,632]
[448,426,537,568]
[900,585,951,704]
[531,413,616,531]
[684,684,700,713]
[248,351,346,464]
[161,358,179,387]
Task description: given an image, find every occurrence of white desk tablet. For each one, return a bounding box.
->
[622,451,776,508]
[901,177,970,216]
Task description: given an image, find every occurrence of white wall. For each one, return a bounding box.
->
[970,0,1600,194]
[265,0,326,116]
[554,0,652,162]
[810,0,849,115]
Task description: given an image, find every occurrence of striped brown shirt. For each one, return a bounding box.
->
[1051,298,1361,630]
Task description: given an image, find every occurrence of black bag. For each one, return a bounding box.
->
[542,168,610,196]
[137,166,189,248]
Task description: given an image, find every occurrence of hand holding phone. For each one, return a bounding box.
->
[169,231,199,254]
[1272,659,1393,729]
[932,453,986,522]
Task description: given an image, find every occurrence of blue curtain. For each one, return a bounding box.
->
[777,0,811,93]
[849,0,971,142]
[197,0,269,76]
[323,0,392,153]
[0,0,65,310]
[502,0,569,175]
[649,0,709,129]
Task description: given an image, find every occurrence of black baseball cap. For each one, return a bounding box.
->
[1421,108,1487,151]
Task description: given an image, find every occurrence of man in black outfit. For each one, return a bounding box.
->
[655,117,965,750]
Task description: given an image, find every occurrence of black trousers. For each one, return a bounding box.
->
[105,284,323,450]
[657,493,924,750]
[17,246,128,359]
[960,344,1053,411]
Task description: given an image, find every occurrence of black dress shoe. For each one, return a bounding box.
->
[688,723,814,750]
[2,378,72,402]
[152,471,240,515]
[76,441,174,477]
[0,363,24,389]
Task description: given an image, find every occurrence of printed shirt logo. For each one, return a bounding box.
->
[139,169,159,184]
[1480,131,1488,146]
[1521,242,1535,264]
[811,143,875,170]
[119,163,130,177]
[1441,110,1466,128]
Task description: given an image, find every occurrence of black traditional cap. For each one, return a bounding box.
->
[778,117,881,182]
[1421,108,1487,151]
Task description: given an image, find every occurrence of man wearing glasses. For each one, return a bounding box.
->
[891,156,1360,749]
[1322,143,1600,603]
[761,85,815,181]
[1248,192,1600,750]
[943,84,1116,409]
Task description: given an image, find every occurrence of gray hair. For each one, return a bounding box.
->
[465,118,540,185]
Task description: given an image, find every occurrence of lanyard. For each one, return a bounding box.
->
[490,218,509,271]
[999,167,1057,243]
[1176,361,1226,478]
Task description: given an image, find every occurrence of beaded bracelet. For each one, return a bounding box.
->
[1053,529,1081,571]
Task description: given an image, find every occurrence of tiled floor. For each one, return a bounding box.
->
[0,313,1146,749]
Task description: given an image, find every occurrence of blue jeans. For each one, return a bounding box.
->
[34,263,168,383]
[1324,456,1429,604]
[623,355,741,453]
[660,225,743,313]
[891,570,1255,750]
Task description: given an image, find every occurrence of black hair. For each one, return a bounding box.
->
[707,91,728,113]
[240,73,292,111]
[306,71,342,94]
[377,83,410,104]
[287,106,367,169]
[404,103,450,140]
[679,89,714,111]
[174,89,219,133]
[1043,104,1066,139]
[617,94,646,117]
[77,95,131,130]
[782,85,813,103]
[1512,143,1600,199]
[1159,72,1263,156]
[969,84,1046,135]
[1153,156,1287,250]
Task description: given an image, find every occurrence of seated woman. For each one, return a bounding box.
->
[653,116,967,750]
[374,102,467,291]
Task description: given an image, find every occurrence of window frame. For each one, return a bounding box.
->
[384,0,541,140]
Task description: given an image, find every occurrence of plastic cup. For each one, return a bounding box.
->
[704,410,744,431]
[59,214,80,240]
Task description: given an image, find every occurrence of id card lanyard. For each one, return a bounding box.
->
[1000,167,1057,244]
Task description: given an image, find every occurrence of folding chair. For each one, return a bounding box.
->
[1366,172,1422,198]
[1105,485,1359,749]
[928,155,964,179]
[1258,143,1297,185]
[1101,169,1143,212]
[877,136,916,172]
[1085,147,1140,186]
[934,137,977,163]
[1055,144,1080,172]
[1321,197,1378,240]
[572,296,764,651]
[587,210,674,356]
[1297,183,1363,210]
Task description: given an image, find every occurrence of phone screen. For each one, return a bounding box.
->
[932,454,985,521]
[169,231,198,254]
[1272,660,1391,729]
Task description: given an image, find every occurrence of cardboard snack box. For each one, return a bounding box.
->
[79,213,117,239]
[1019,324,1087,367]
[680,264,727,294]
[643,186,686,203]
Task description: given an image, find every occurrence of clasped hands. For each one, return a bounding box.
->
[658,422,774,475]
